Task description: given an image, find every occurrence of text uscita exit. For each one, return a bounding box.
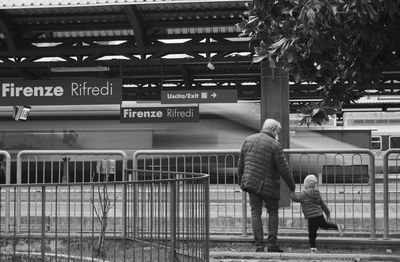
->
[167,93,200,99]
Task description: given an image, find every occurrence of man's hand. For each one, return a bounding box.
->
[289,191,296,199]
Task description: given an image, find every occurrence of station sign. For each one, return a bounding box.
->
[0,78,121,105]
[161,89,237,104]
[120,104,199,123]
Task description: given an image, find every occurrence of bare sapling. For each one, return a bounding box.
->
[90,160,118,258]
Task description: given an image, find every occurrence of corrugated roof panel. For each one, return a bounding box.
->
[5,4,124,15]
[13,14,127,25]
[166,26,239,35]
[0,0,246,9]
[52,29,134,38]
[46,25,238,38]
[356,95,400,104]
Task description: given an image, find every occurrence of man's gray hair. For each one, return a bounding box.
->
[261,118,281,133]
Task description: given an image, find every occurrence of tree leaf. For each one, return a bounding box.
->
[253,55,268,63]
[307,8,316,24]
[287,51,294,63]
[238,0,399,118]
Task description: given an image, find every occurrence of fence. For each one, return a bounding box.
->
[0,147,398,259]
[0,150,209,262]
[382,149,400,239]
[0,150,11,234]
[133,149,383,238]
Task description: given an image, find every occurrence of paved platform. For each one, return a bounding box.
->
[210,252,400,262]
[210,235,400,261]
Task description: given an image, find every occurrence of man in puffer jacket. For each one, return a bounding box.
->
[237,118,296,253]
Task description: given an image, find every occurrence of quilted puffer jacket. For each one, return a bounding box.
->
[291,188,330,219]
[237,131,296,200]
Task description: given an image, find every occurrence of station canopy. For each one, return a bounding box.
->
[0,0,399,109]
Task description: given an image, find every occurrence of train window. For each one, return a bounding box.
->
[376,119,388,124]
[371,136,382,150]
[389,136,400,149]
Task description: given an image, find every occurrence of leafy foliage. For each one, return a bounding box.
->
[299,101,340,127]
[237,0,400,125]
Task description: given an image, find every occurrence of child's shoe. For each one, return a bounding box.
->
[310,248,318,253]
[267,245,284,253]
[338,224,344,237]
[255,247,265,252]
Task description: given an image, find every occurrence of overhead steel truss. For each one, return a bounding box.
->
[0,1,399,109]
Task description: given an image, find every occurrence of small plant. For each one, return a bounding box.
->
[90,160,118,258]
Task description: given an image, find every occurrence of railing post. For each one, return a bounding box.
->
[241,192,247,236]
[369,151,376,239]
[122,179,127,260]
[3,151,11,234]
[16,152,22,233]
[204,175,210,262]
[41,186,46,262]
[170,180,177,262]
[132,152,140,240]
[62,157,69,183]
[383,150,389,239]
[121,157,127,239]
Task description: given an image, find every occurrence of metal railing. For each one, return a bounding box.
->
[16,150,128,184]
[382,149,400,239]
[0,150,11,185]
[0,150,11,234]
[125,169,209,262]
[133,150,241,235]
[285,149,376,238]
[0,147,397,255]
[1,166,209,261]
[15,150,128,235]
[133,149,378,238]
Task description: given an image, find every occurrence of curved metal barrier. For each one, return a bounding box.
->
[125,169,209,262]
[285,149,376,239]
[1,149,209,262]
[15,150,128,235]
[382,149,400,239]
[133,149,240,236]
[0,150,11,234]
[133,149,377,238]
[1,146,399,260]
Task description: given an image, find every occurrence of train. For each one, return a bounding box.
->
[0,102,258,183]
[0,102,388,183]
[342,110,400,173]
[342,110,400,152]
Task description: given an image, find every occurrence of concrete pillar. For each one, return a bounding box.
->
[260,63,291,207]
[260,63,290,149]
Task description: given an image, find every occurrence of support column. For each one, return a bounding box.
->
[260,63,291,207]
[260,63,290,148]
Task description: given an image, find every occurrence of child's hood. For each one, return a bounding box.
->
[304,174,318,189]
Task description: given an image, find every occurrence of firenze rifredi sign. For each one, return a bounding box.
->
[121,105,199,123]
[0,78,121,105]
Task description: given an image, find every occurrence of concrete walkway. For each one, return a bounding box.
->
[210,252,400,262]
[210,235,400,262]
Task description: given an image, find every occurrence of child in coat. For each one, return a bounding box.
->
[290,174,344,253]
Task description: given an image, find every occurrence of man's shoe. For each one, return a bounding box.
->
[255,247,265,252]
[267,246,284,253]
[310,248,318,253]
